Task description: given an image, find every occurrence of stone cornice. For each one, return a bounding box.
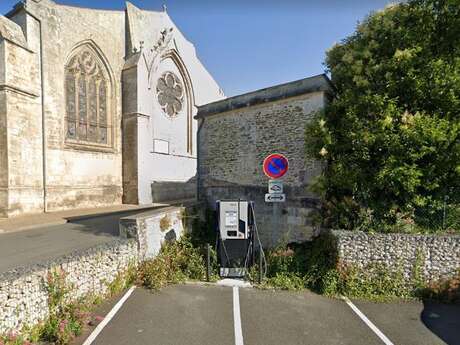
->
[0,84,39,98]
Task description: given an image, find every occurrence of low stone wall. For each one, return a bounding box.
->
[330,230,460,282]
[120,206,188,259]
[0,239,138,334]
[0,205,195,335]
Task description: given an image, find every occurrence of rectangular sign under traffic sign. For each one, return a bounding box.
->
[265,193,286,202]
[268,180,283,194]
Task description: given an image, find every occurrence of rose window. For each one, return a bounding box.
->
[156,72,184,117]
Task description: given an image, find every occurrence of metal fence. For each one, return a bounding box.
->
[414,198,460,233]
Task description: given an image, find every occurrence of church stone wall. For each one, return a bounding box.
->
[0,15,44,217]
[2,0,126,214]
[197,81,330,247]
[0,91,7,217]
[1,0,224,217]
[27,1,125,212]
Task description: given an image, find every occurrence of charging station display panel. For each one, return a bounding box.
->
[218,200,249,240]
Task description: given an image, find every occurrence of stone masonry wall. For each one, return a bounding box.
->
[0,239,138,334]
[198,92,325,247]
[120,206,189,259]
[3,0,126,216]
[331,230,460,282]
[0,15,43,217]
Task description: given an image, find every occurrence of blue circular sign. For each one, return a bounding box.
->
[263,153,289,179]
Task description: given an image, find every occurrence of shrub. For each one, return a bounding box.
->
[306,0,460,233]
[139,235,207,290]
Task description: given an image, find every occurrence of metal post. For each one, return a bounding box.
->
[442,195,448,230]
[206,243,211,282]
[251,230,256,267]
[258,249,262,284]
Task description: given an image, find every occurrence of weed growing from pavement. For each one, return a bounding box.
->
[107,262,138,296]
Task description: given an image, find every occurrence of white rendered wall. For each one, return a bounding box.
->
[132,8,225,204]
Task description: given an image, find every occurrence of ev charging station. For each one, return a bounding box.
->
[215,153,289,280]
[216,200,264,278]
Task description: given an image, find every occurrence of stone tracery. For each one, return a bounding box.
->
[156,71,184,117]
[65,47,110,145]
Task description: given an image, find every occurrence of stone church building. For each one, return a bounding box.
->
[0,0,224,217]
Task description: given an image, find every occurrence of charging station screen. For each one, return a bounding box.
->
[225,211,238,226]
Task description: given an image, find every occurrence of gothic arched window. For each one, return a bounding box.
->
[65,46,111,147]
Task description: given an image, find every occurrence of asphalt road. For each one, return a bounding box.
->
[0,209,158,273]
[88,284,460,345]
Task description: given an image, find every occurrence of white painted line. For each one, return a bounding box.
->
[342,296,394,345]
[82,286,136,345]
[233,286,244,345]
[218,278,252,288]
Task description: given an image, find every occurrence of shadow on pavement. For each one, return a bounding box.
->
[65,209,157,237]
[421,300,460,345]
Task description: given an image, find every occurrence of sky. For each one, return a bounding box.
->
[0,0,392,96]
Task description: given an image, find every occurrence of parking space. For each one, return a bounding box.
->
[353,299,460,345]
[84,284,460,345]
[239,288,381,345]
[92,285,234,345]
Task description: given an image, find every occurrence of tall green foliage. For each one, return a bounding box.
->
[306,0,460,231]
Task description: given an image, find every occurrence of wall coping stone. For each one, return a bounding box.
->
[119,203,200,221]
[0,238,137,284]
[195,74,335,119]
[330,229,460,240]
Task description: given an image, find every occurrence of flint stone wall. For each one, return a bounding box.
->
[0,239,138,334]
[331,230,460,282]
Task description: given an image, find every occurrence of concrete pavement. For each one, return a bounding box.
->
[0,208,161,273]
[84,284,460,345]
[0,204,165,234]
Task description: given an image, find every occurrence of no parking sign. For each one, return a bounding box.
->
[263,153,288,203]
[263,153,289,179]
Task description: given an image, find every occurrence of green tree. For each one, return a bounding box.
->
[306,0,460,232]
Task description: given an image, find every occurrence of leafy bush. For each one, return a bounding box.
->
[416,270,460,303]
[262,246,307,290]
[39,268,110,345]
[139,235,208,290]
[306,0,460,232]
[260,236,337,291]
[107,262,138,296]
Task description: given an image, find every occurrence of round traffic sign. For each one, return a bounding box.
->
[263,153,289,179]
